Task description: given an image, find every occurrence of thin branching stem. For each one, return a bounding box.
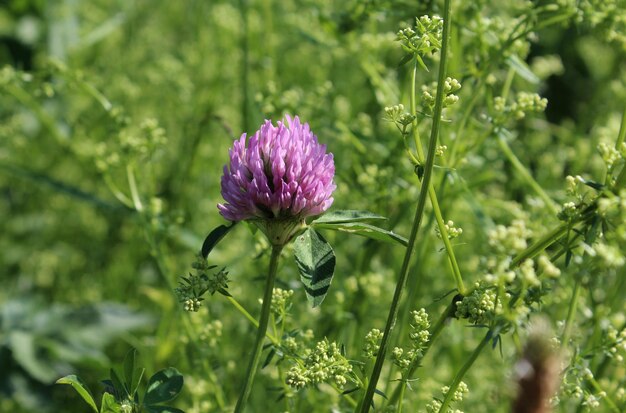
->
[357,0,454,410]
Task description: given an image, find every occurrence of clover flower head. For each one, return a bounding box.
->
[218,116,336,227]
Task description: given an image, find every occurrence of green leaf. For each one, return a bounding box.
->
[56,375,98,413]
[505,55,539,84]
[122,348,143,396]
[144,368,184,405]
[123,349,136,393]
[100,393,121,413]
[293,229,336,308]
[398,53,413,67]
[312,222,408,246]
[110,368,126,398]
[310,210,386,225]
[201,222,237,259]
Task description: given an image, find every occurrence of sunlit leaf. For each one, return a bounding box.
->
[56,375,98,413]
[144,368,184,405]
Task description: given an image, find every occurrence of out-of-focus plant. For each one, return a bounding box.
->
[57,349,184,413]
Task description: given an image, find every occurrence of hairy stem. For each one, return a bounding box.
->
[234,245,282,412]
[357,1,454,410]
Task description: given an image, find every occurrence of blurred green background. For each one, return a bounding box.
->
[1,0,625,412]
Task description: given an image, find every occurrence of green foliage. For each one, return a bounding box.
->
[2,0,626,412]
[57,351,183,413]
[293,228,336,308]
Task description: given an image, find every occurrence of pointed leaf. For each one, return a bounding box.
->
[310,210,386,225]
[123,349,137,394]
[110,368,125,398]
[374,388,388,399]
[101,393,121,413]
[144,368,184,405]
[505,55,539,84]
[293,229,336,307]
[398,53,413,67]
[312,222,408,246]
[201,223,237,258]
[56,375,98,413]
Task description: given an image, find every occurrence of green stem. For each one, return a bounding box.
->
[410,60,424,163]
[358,1,454,410]
[239,0,250,132]
[497,133,559,215]
[234,245,282,413]
[395,382,406,413]
[609,106,626,188]
[126,164,144,212]
[510,222,569,267]
[226,296,280,345]
[410,45,465,295]
[561,279,581,347]
[437,331,491,413]
[616,105,626,150]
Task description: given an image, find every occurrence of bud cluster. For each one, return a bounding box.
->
[362,328,384,359]
[492,92,548,124]
[421,77,462,113]
[436,220,463,240]
[397,15,444,58]
[392,308,431,371]
[175,255,230,312]
[455,285,500,325]
[286,339,354,390]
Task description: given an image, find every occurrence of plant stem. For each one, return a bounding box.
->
[437,330,491,413]
[234,245,282,413]
[126,164,144,212]
[561,279,581,348]
[396,381,406,413]
[357,1,453,410]
[609,105,626,188]
[497,133,559,215]
[239,0,250,132]
[510,222,569,267]
[226,295,280,345]
[409,25,465,296]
